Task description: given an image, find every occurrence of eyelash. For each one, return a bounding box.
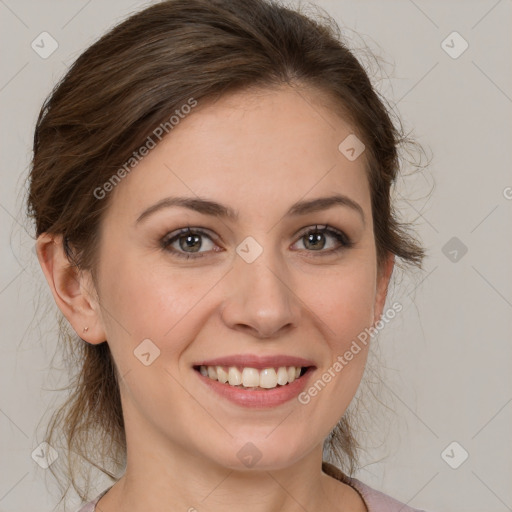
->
[160,225,353,260]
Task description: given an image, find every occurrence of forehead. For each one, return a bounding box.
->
[106,84,371,224]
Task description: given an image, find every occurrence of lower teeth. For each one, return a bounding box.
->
[230,383,289,390]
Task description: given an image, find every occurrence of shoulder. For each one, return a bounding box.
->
[347,476,428,512]
[76,501,96,512]
[78,468,435,512]
[322,462,431,512]
[76,486,112,512]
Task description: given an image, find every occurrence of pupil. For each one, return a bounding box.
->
[181,234,201,252]
[306,232,324,250]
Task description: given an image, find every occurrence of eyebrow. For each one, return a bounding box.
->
[135,193,365,225]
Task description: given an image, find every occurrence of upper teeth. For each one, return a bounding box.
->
[199,365,302,389]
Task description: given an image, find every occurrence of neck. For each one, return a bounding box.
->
[98,431,352,512]
[111,449,334,511]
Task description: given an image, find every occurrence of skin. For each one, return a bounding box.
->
[37,84,394,512]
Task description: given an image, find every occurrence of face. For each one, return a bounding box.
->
[86,85,393,470]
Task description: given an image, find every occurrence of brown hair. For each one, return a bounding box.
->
[27,0,425,504]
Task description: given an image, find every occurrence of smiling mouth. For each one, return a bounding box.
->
[193,365,311,390]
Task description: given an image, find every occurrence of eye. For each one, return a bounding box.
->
[160,227,218,259]
[291,224,353,255]
[160,224,353,260]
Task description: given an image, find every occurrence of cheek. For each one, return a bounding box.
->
[307,262,377,343]
[96,246,223,370]
[298,267,376,412]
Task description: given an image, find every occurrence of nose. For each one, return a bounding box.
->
[220,249,301,339]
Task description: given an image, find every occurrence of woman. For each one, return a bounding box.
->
[28,0,431,510]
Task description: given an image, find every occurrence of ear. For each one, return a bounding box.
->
[373,252,395,325]
[36,233,106,345]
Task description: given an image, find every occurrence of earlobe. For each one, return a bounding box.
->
[36,233,106,345]
[373,253,395,325]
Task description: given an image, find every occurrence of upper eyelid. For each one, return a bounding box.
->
[162,227,217,243]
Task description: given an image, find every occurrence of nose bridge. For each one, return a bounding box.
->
[221,235,300,338]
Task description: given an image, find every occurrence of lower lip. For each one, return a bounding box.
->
[194,368,315,408]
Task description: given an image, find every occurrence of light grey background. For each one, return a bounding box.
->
[1,1,511,511]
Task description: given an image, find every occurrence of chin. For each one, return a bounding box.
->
[203,433,314,472]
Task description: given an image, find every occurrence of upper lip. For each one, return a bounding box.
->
[193,354,316,370]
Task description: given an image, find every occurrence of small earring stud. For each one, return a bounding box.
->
[83,327,89,333]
